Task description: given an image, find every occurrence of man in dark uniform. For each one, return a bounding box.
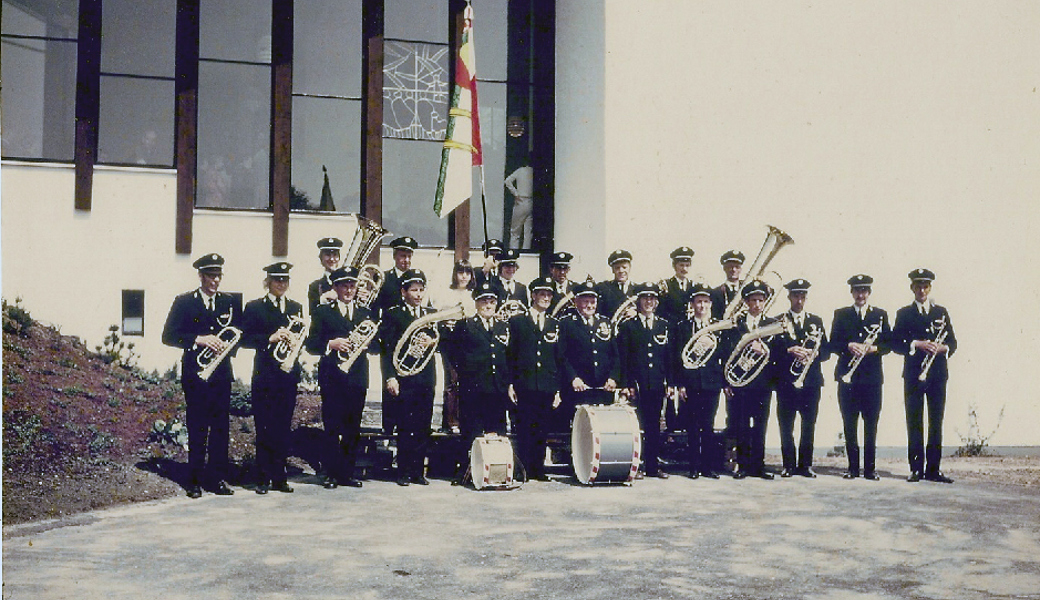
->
[829,274,891,480]
[617,282,676,479]
[557,280,620,430]
[446,281,512,484]
[495,249,529,308]
[241,262,304,494]
[379,269,437,486]
[893,268,958,483]
[774,279,830,478]
[507,276,561,481]
[474,238,505,288]
[659,246,695,324]
[711,250,745,320]
[374,236,418,436]
[307,237,343,314]
[547,251,577,316]
[305,266,374,489]
[162,253,242,498]
[725,280,781,479]
[675,283,730,479]
[595,249,635,318]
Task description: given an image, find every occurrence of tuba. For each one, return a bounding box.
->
[340,215,391,308]
[196,326,242,382]
[337,318,381,374]
[681,319,737,370]
[271,315,308,373]
[724,317,793,387]
[392,303,468,377]
[790,328,824,389]
[722,225,795,321]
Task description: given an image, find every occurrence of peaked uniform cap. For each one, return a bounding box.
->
[670,247,695,261]
[908,268,935,282]
[473,281,500,301]
[550,252,573,266]
[193,253,225,272]
[720,250,745,265]
[498,249,520,264]
[399,269,427,287]
[784,278,811,292]
[330,267,359,284]
[317,237,343,251]
[264,262,293,278]
[688,282,713,300]
[529,276,555,293]
[390,237,419,251]
[741,279,770,298]
[608,249,633,265]
[847,274,873,288]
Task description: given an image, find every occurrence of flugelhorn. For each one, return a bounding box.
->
[271,315,308,373]
[918,315,947,382]
[840,323,881,384]
[681,319,736,370]
[724,317,793,387]
[722,225,795,321]
[610,295,639,334]
[790,328,824,389]
[196,326,242,382]
[337,318,381,374]
[392,303,468,377]
[341,216,390,308]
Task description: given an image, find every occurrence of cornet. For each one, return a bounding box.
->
[271,316,308,373]
[392,303,468,377]
[196,326,242,382]
[724,317,793,387]
[840,323,881,384]
[722,225,794,321]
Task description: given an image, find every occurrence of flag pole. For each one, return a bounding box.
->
[479,164,488,257]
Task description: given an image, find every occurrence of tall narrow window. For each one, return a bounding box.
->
[121,289,145,336]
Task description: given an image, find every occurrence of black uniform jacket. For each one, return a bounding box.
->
[558,313,620,388]
[710,282,740,321]
[495,278,530,308]
[829,305,891,385]
[548,280,577,317]
[892,303,957,382]
[728,313,782,390]
[307,274,334,315]
[507,310,561,394]
[162,289,242,382]
[445,316,511,394]
[658,277,692,324]
[674,317,731,390]
[774,311,830,388]
[617,315,675,392]
[373,268,405,317]
[595,279,635,318]
[378,304,437,388]
[305,300,375,385]
[241,295,304,382]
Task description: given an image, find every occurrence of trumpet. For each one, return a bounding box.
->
[610,295,639,334]
[918,315,948,382]
[392,303,468,378]
[681,319,736,370]
[722,225,794,321]
[724,317,793,387]
[790,329,824,389]
[840,323,881,384]
[496,298,527,321]
[337,318,381,374]
[196,326,242,382]
[341,216,390,308]
[271,316,308,373]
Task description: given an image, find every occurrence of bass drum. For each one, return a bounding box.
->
[571,404,642,484]
[470,433,515,490]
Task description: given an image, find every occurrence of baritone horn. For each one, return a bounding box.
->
[681,319,736,370]
[722,225,795,321]
[337,318,381,374]
[271,316,308,373]
[341,216,391,308]
[392,303,468,377]
[724,317,793,387]
[196,326,242,382]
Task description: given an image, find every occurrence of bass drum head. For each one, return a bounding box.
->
[571,404,641,485]
[572,407,596,484]
[470,435,514,490]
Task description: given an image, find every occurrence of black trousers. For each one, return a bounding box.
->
[397,381,435,478]
[904,377,947,474]
[632,387,666,475]
[684,388,720,474]
[252,374,298,484]
[664,392,683,432]
[319,368,366,481]
[837,383,882,475]
[775,383,821,471]
[458,390,509,472]
[515,389,554,479]
[730,387,771,474]
[182,375,231,486]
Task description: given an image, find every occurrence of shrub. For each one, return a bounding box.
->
[954,403,1005,457]
[95,325,138,369]
[2,297,34,337]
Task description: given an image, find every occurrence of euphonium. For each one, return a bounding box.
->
[918,315,947,382]
[271,316,308,373]
[496,298,527,321]
[724,317,793,387]
[392,303,467,377]
[337,318,381,374]
[790,328,824,389]
[549,289,575,318]
[840,323,881,384]
[341,216,390,308]
[681,319,736,370]
[722,225,795,321]
[610,295,639,334]
[196,326,242,382]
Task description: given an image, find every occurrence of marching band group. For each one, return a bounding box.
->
[162,225,957,499]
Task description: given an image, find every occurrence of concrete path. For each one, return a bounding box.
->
[4,470,1040,600]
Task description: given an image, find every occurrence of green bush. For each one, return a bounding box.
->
[2,297,34,337]
[95,325,138,369]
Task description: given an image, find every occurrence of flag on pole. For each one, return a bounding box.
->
[434,2,482,218]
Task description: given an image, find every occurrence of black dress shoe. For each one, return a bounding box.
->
[272,481,294,493]
[343,478,363,488]
[634,472,645,480]
[800,468,817,479]
[733,470,748,480]
[688,471,700,480]
[396,476,410,486]
[924,471,954,483]
[213,481,234,495]
[701,471,720,479]
[412,475,430,486]
[843,471,859,480]
[780,468,794,478]
[187,485,203,499]
[323,477,339,489]
[907,471,922,483]
[255,483,270,495]
[653,471,669,480]
[755,471,774,480]
[863,472,880,481]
